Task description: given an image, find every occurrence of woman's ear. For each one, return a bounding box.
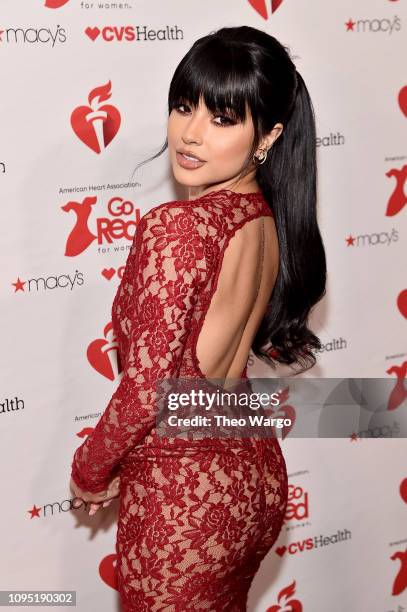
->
[264,123,284,149]
[255,123,284,159]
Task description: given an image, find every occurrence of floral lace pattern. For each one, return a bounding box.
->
[70,189,288,610]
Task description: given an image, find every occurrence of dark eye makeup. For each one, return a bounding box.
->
[172,102,238,127]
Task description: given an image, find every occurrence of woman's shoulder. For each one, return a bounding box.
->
[136,197,204,246]
[140,188,241,220]
[141,197,194,221]
[138,188,268,237]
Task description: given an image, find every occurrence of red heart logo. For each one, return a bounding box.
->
[102,268,116,280]
[275,545,287,557]
[398,289,407,319]
[87,337,117,381]
[71,103,121,153]
[99,554,118,590]
[247,0,284,19]
[85,27,100,41]
[399,86,407,118]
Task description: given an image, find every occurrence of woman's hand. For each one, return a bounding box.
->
[70,475,121,516]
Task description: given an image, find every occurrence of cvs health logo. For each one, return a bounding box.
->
[70,81,121,153]
[85,26,135,42]
[247,0,285,20]
[44,0,70,7]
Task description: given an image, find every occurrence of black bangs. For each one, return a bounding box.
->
[168,36,258,124]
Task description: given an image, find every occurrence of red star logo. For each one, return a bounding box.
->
[345,19,356,31]
[12,278,26,292]
[346,235,356,246]
[28,505,41,518]
[350,432,359,441]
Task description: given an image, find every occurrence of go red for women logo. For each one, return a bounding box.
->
[45,0,70,7]
[70,80,121,153]
[247,0,285,20]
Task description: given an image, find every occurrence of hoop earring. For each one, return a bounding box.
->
[253,148,269,165]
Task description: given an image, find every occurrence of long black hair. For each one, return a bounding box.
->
[131,26,327,375]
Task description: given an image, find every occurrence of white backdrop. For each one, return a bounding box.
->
[1,1,406,610]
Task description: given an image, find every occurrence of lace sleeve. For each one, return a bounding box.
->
[70,205,206,493]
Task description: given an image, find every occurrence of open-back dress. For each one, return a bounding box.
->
[71,188,288,611]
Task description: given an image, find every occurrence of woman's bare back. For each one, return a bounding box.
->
[193,191,279,380]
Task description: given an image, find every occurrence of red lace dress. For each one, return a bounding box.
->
[71,188,288,611]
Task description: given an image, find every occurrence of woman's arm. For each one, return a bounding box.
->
[71,205,206,493]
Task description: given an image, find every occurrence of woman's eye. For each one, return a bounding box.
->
[213,115,236,127]
[175,103,189,113]
[173,104,236,127]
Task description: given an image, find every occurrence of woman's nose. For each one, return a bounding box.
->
[182,114,204,145]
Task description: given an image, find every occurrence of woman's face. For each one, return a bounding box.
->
[167,95,256,193]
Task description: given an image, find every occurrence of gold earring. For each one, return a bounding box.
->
[254,148,269,165]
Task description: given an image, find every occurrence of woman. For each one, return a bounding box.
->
[70,26,326,611]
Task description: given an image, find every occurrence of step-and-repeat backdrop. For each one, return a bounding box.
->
[1,1,406,610]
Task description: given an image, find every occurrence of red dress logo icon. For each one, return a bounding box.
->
[391,548,407,596]
[44,0,70,7]
[386,360,407,411]
[70,80,121,153]
[62,196,98,256]
[385,164,407,216]
[248,0,285,20]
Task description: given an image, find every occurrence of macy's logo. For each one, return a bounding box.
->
[0,24,66,45]
[345,15,401,34]
[62,195,140,256]
[247,0,285,20]
[12,271,84,293]
[345,228,399,247]
[70,81,121,154]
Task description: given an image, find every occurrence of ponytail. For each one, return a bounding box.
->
[253,70,327,374]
